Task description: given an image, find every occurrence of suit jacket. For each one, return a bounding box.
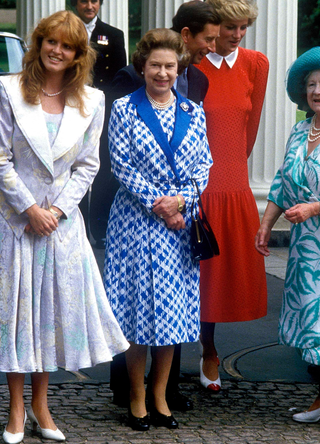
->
[110,63,209,105]
[90,17,126,93]
[0,75,105,241]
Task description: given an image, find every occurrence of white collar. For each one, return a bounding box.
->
[84,16,97,33]
[206,48,238,69]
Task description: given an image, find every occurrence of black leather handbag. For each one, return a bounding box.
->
[191,179,219,261]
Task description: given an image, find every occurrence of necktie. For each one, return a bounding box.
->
[176,69,188,98]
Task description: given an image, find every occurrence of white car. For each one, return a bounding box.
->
[0,31,25,75]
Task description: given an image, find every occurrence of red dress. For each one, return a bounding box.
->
[198,47,269,322]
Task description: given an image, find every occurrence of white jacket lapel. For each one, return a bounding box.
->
[52,104,91,161]
[52,87,104,161]
[1,75,54,175]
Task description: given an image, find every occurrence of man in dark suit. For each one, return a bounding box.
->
[71,0,126,245]
[111,2,217,102]
[109,0,221,412]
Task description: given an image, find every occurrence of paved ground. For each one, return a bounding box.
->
[2,246,320,443]
[3,379,320,444]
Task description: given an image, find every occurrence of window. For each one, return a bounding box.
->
[0,35,25,74]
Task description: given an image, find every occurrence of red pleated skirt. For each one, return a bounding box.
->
[200,188,268,323]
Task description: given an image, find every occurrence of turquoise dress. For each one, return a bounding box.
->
[269,117,320,364]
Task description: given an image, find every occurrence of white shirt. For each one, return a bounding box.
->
[84,16,97,42]
[206,48,239,69]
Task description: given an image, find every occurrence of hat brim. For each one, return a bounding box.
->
[286,46,320,111]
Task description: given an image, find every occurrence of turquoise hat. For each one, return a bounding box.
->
[286,46,320,111]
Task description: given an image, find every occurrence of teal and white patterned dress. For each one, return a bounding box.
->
[269,117,320,364]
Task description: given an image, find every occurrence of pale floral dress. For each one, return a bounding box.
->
[0,97,129,373]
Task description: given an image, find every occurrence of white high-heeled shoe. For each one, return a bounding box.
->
[27,407,65,441]
[3,410,27,444]
[293,407,320,423]
[200,357,221,393]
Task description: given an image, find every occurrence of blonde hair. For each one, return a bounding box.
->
[207,0,258,26]
[20,10,96,116]
[132,28,190,77]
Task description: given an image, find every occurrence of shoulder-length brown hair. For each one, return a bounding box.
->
[20,10,96,116]
[132,28,190,77]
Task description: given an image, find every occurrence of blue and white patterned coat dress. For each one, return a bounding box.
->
[103,87,213,346]
[269,118,320,364]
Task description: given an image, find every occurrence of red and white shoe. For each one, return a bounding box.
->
[200,357,221,393]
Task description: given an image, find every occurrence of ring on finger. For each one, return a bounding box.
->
[160,214,163,219]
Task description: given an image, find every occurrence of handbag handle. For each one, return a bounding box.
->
[191,178,208,222]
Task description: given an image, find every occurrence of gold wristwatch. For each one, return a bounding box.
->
[176,195,185,213]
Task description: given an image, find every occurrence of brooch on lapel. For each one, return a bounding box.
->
[180,102,189,112]
[97,35,109,45]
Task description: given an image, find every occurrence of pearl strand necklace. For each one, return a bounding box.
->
[146,90,175,110]
[41,88,63,97]
[308,114,320,143]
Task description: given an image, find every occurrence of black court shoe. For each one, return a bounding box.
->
[150,408,178,429]
[127,409,150,431]
[167,391,193,411]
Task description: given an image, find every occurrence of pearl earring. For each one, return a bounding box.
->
[141,71,144,75]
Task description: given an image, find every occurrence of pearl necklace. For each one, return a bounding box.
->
[308,114,320,143]
[146,90,175,110]
[41,88,63,97]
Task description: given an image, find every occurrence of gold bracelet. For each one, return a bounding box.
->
[49,207,60,220]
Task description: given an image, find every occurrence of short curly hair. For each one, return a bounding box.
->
[207,0,258,26]
[70,0,103,8]
[132,28,191,78]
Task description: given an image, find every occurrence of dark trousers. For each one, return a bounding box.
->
[90,173,119,242]
[79,119,119,242]
[110,344,182,402]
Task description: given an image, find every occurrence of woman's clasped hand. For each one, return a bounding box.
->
[25,205,61,236]
[152,195,186,229]
[283,202,320,224]
[255,202,320,257]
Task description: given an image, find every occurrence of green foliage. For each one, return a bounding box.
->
[0,23,15,33]
[66,0,72,11]
[129,0,141,31]
[298,0,320,50]
[0,0,16,8]
[296,110,306,123]
[129,0,141,58]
